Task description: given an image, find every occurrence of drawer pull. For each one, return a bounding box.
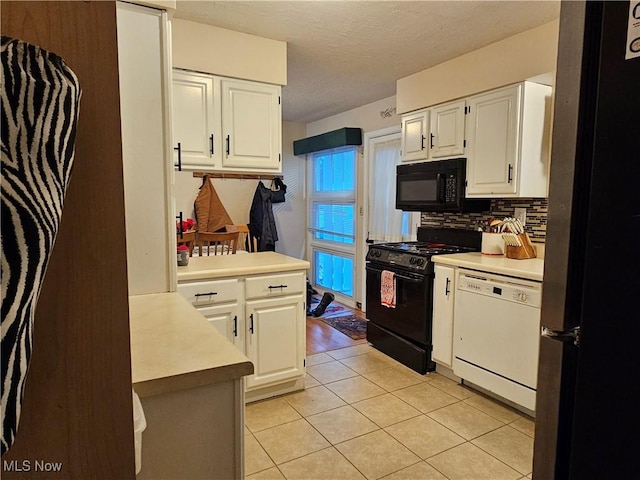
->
[194,292,217,297]
[268,284,288,289]
[249,314,254,334]
[233,316,238,337]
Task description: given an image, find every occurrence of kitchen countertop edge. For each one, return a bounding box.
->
[129,292,254,398]
[432,252,544,281]
[177,251,310,281]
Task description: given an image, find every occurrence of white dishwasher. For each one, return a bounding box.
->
[453,268,542,411]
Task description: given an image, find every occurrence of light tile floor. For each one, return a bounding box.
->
[245,344,535,480]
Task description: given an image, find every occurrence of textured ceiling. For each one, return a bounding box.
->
[173,1,560,124]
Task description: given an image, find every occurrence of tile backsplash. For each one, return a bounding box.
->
[420,198,548,242]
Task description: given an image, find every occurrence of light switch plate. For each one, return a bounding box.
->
[514,207,527,226]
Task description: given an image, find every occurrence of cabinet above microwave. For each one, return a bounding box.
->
[399,81,552,199]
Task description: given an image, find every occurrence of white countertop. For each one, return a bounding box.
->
[129,292,253,398]
[177,251,310,281]
[432,252,545,281]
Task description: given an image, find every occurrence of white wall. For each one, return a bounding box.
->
[173,171,258,228]
[173,122,307,258]
[397,20,559,114]
[273,122,307,259]
[171,18,287,85]
[305,95,399,137]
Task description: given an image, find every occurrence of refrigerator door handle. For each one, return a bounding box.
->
[541,326,581,347]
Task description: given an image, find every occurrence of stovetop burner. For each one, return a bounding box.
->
[366,229,482,272]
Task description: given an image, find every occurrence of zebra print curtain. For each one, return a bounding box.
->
[1,37,81,455]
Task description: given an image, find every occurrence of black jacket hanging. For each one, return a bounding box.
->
[249,182,278,251]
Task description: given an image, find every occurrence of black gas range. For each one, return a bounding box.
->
[365,228,481,374]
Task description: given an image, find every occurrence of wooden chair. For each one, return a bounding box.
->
[176,230,196,257]
[226,224,258,252]
[196,231,239,256]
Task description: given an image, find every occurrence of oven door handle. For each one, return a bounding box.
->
[366,265,427,283]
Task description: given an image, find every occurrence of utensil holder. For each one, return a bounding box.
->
[481,232,505,255]
[505,233,537,259]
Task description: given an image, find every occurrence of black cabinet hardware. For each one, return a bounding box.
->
[445,278,451,296]
[233,316,238,337]
[249,314,254,334]
[430,133,434,149]
[268,285,288,289]
[174,142,182,171]
[421,134,425,150]
[226,135,230,156]
[209,134,214,155]
[176,212,184,238]
[508,164,513,183]
[194,292,217,297]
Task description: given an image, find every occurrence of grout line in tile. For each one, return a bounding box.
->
[466,439,530,477]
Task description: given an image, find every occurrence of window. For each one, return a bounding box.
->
[308,146,356,299]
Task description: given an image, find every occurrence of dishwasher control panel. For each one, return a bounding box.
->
[457,270,542,308]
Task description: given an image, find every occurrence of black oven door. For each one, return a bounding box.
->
[365,263,433,345]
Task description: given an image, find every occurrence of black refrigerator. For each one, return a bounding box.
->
[533,1,640,479]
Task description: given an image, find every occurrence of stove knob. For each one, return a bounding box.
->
[375,250,382,258]
[417,258,425,267]
[409,257,417,264]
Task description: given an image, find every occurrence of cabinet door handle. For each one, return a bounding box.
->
[508,164,513,183]
[445,278,451,296]
[174,142,182,171]
[268,284,288,289]
[233,315,238,337]
[209,134,214,155]
[194,292,217,297]
[421,134,425,150]
[249,314,254,334]
[225,135,230,156]
[430,133,434,149]
[176,212,184,238]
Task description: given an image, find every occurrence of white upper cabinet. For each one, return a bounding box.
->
[430,100,466,158]
[401,100,466,162]
[172,70,282,173]
[221,78,282,172]
[401,109,430,162]
[172,70,220,169]
[465,82,552,198]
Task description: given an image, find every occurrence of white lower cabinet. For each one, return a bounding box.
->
[245,295,305,390]
[197,303,243,352]
[432,265,456,367]
[178,270,306,401]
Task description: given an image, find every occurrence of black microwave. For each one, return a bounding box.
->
[396,158,490,212]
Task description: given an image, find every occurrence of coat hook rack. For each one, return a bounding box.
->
[192,171,283,181]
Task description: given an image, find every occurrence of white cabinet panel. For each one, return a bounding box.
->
[245,295,305,390]
[465,82,552,198]
[197,303,243,352]
[172,70,219,168]
[177,267,306,401]
[221,78,281,171]
[432,265,455,367]
[172,71,282,173]
[430,100,466,158]
[401,109,429,162]
[117,2,174,295]
[244,271,305,300]
[177,278,240,306]
[466,85,520,195]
